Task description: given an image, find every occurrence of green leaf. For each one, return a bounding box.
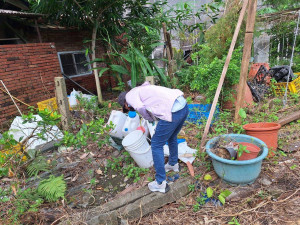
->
[131,54,137,88]
[153,63,169,87]
[218,195,225,205]
[98,68,110,77]
[150,42,164,49]
[220,189,232,198]
[110,65,129,75]
[206,187,213,198]
[238,108,247,119]
[120,53,132,63]
[204,174,212,181]
[134,48,153,74]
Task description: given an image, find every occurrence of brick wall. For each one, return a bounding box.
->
[26,28,116,94]
[0,43,61,124]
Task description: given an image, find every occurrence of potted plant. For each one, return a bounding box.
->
[236,142,261,161]
[206,134,268,185]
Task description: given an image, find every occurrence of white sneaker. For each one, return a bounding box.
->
[165,163,179,172]
[148,180,170,193]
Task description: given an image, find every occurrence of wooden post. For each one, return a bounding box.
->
[162,22,173,76]
[145,76,155,85]
[200,0,249,149]
[55,77,71,131]
[234,0,257,123]
[92,23,103,103]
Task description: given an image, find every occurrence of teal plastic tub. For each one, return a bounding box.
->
[206,134,268,185]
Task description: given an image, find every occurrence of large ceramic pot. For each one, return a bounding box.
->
[206,134,268,185]
[243,122,281,157]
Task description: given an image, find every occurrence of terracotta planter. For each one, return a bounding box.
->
[222,84,254,110]
[248,63,270,79]
[243,122,281,157]
[237,142,261,161]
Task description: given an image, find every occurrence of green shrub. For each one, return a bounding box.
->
[177,45,242,103]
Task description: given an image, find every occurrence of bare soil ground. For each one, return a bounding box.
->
[1,92,299,225]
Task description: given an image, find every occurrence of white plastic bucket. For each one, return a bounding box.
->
[122,130,153,168]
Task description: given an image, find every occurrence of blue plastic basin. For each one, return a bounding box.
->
[206,134,268,185]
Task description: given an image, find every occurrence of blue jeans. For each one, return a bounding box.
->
[151,104,189,184]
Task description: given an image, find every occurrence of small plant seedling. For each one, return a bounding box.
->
[90,178,96,185]
[278,150,287,157]
[194,173,201,179]
[237,144,250,158]
[196,195,207,205]
[188,184,195,192]
[228,217,241,225]
[193,203,201,212]
[218,189,231,205]
[290,164,298,170]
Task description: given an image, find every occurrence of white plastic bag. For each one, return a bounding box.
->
[69,89,79,107]
[9,115,64,151]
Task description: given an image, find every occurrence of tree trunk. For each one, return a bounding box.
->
[92,23,103,103]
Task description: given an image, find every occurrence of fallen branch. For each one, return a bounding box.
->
[216,187,300,218]
[278,110,300,126]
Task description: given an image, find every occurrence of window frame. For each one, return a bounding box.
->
[57,51,92,78]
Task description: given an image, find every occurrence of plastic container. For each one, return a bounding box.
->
[273,75,300,96]
[186,104,219,125]
[108,110,127,139]
[122,130,153,168]
[206,134,268,185]
[69,89,79,107]
[37,97,58,113]
[243,122,281,157]
[236,142,261,161]
[122,111,140,137]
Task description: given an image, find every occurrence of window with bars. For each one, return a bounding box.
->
[58,51,92,77]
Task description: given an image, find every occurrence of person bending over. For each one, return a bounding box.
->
[118,82,188,193]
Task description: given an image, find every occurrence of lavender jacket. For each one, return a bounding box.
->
[126,82,183,122]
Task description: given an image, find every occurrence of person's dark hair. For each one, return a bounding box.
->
[118,91,135,113]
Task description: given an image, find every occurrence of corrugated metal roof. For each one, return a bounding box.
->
[0,9,44,18]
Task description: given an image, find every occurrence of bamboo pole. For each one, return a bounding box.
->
[200,0,249,149]
[234,0,257,123]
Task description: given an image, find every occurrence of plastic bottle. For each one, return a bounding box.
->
[69,89,79,107]
[122,111,140,137]
[108,110,127,139]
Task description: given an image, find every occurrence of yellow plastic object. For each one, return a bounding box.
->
[37,97,71,113]
[37,97,58,112]
[0,144,27,161]
[273,75,300,96]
